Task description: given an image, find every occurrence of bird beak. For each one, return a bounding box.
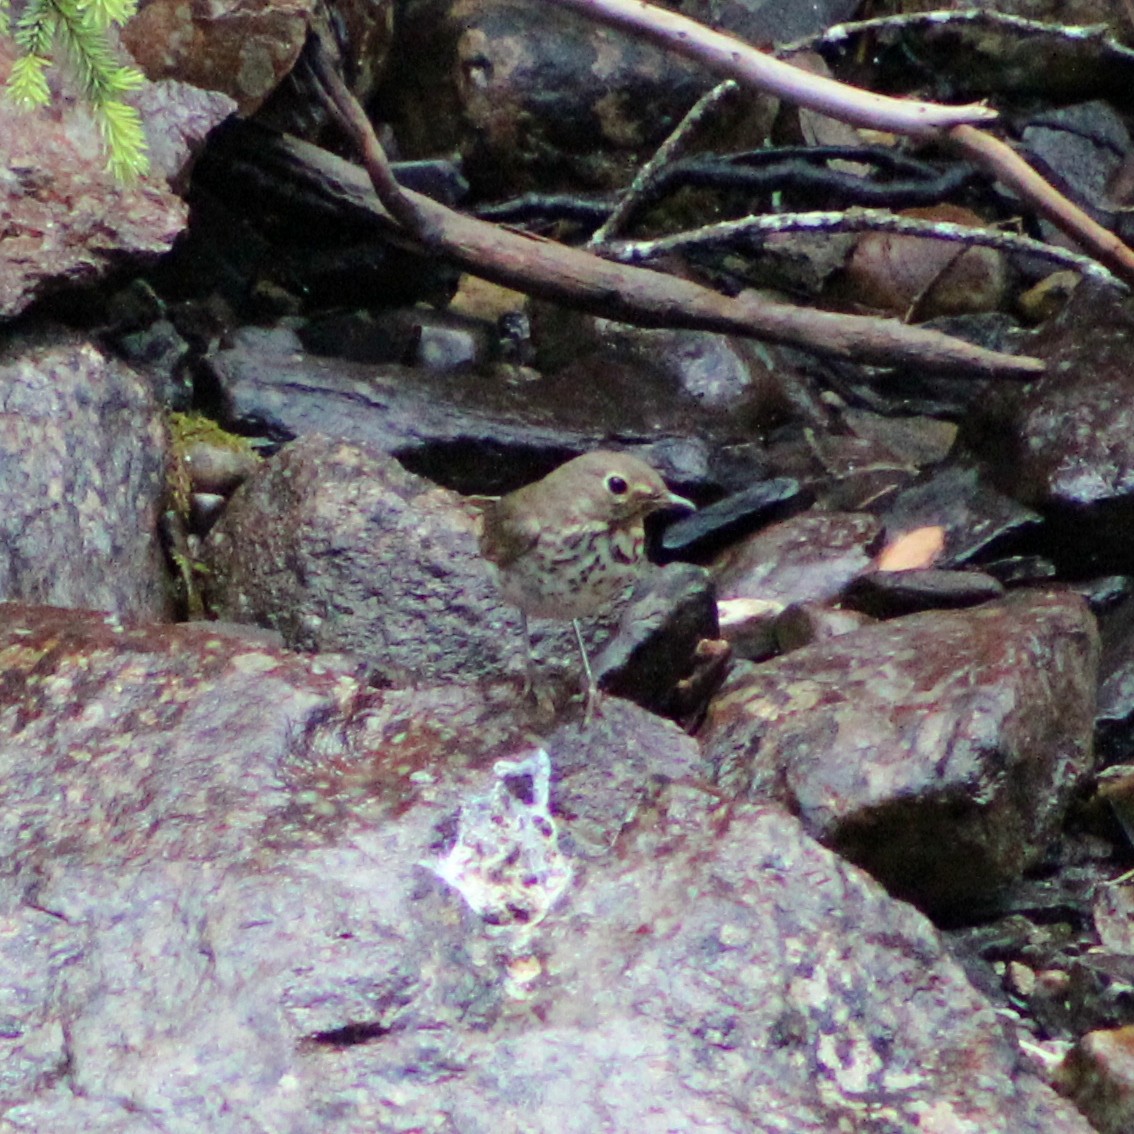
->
[663,489,696,513]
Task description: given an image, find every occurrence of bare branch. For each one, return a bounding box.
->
[279,92,1042,376]
[589,79,740,247]
[553,0,1134,287]
[606,207,1124,286]
[306,36,441,243]
[550,0,998,136]
[782,8,1134,57]
[947,125,1134,283]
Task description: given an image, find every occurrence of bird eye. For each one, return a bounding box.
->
[605,474,629,496]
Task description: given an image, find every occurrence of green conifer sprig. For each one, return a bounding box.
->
[2,0,149,181]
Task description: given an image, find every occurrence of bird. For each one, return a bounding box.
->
[478,450,694,720]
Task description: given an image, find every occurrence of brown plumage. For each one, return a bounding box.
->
[479,450,693,718]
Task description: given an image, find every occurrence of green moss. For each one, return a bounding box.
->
[164,412,258,618]
[168,411,259,455]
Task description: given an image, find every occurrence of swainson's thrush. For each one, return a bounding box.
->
[479,450,694,718]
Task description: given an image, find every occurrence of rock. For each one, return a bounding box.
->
[203,325,722,496]
[592,562,721,716]
[980,554,1060,588]
[0,604,1095,1131]
[178,439,262,497]
[713,510,882,606]
[842,566,1006,618]
[0,329,170,619]
[832,204,1008,321]
[1018,270,1082,323]
[0,45,188,319]
[841,407,959,468]
[112,319,193,409]
[381,0,766,195]
[659,477,811,561]
[202,433,522,687]
[773,601,873,652]
[675,0,862,46]
[879,463,1044,566]
[1094,596,1134,761]
[852,2,1134,103]
[700,591,1100,918]
[130,79,238,193]
[300,306,494,371]
[1021,101,1131,224]
[583,320,782,418]
[123,0,315,115]
[1059,1025,1134,1134]
[991,285,1134,569]
[773,430,918,511]
[718,596,786,661]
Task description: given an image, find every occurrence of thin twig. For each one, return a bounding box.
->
[780,7,1134,58]
[948,125,1134,283]
[589,79,739,247]
[266,116,1044,376]
[550,0,998,135]
[604,207,1124,286]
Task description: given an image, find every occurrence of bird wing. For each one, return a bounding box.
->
[479,498,541,569]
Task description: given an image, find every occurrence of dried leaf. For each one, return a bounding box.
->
[876,525,945,571]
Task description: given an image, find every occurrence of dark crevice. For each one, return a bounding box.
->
[306,1021,390,1047]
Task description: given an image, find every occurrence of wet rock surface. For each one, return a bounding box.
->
[713,510,882,607]
[591,561,721,716]
[11,0,1134,1128]
[0,44,190,319]
[0,330,170,619]
[204,324,730,496]
[0,606,1093,1133]
[841,564,1006,617]
[701,591,1100,918]
[988,285,1134,569]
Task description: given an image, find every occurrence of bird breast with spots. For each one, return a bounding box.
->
[491,517,646,621]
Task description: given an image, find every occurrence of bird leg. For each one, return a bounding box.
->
[519,609,536,697]
[517,612,602,722]
[572,618,604,724]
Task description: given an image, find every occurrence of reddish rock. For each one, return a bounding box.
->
[1059,1026,1134,1134]
[701,591,1099,918]
[123,0,313,115]
[833,204,1008,321]
[0,44,188,318]
[0,605,1096,1131]
[713,510,882,607]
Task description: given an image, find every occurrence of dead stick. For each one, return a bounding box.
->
[948,125,1134,283]
[550,0,997,135]
[295,72,1040,376]
[307,39,441,243]
[589,79,739,247]
[558,0,1134,287]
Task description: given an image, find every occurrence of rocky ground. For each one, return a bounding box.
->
[4,0,1134,1130]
